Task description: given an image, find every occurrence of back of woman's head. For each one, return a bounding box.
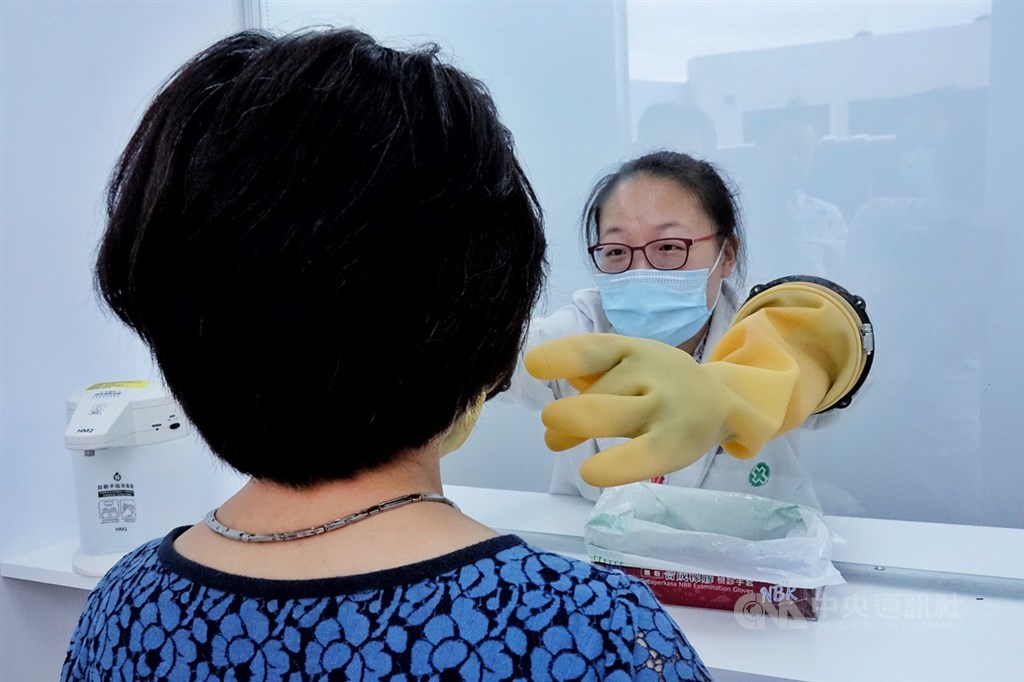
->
[582,150,744,280]
[97,29,546,487]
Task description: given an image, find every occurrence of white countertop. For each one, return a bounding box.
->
[3,485,1023,682]
[449,486,1024,682]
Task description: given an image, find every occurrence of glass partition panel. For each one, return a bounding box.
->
[628,1,1021,527]
[264,1,1023,528]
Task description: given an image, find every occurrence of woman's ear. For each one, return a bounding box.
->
[437,393,486,456]
[721,235,739,278]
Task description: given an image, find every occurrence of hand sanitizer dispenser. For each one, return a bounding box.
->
[64,381,202,576]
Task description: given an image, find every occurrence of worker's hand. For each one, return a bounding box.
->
[525,334,736,487]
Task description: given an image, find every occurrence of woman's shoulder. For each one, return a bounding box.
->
[528,288,610,342]
[66,533,711,681]
[569,287,613,331]
[493,540,672,609]
[88,534,165,594]
[493,543,711,679]
[702,281,742,359]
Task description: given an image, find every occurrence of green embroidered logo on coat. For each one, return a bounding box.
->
[748,462,771,487]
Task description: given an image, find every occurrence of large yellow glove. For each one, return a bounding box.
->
[524,278,873,487]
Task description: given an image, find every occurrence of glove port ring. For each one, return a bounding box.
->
[746,275,874,412]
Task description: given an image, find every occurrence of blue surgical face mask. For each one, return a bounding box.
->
[596,245,726,347]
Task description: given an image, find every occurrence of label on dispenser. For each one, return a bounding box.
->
[85,380,150,390]
[95,474,137,526]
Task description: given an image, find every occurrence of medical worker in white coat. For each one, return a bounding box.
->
[509,152,873,508]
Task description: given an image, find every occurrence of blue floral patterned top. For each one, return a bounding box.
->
[62,529,711,681]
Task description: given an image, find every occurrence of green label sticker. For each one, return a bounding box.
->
[748,462,771,487]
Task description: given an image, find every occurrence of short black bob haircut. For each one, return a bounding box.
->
[582,151,745,283]
[97,29,546,487]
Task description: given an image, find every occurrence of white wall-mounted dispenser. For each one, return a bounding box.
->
[64,380,204,577]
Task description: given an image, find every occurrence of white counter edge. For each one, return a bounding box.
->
[3,485,1022,592]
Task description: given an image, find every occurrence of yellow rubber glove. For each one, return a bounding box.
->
[524,279,871,487]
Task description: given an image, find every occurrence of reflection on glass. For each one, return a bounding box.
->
[841,87,990,522]
[745,115,848,279]
[633,102,718,160]
[627,1,1021,527]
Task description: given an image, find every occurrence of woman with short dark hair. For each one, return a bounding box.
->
[62,28,711,681]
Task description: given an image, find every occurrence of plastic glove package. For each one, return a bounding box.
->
[585,483,845,619]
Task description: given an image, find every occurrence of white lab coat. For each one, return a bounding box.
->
[505,282,832,509]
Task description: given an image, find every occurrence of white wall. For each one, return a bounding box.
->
[0,3,244,679]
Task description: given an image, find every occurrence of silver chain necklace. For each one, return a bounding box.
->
[203,492,458,543]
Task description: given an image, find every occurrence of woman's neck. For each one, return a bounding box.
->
[173,446,499,579]
[678,319,711,356]
[218,450,445,535]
